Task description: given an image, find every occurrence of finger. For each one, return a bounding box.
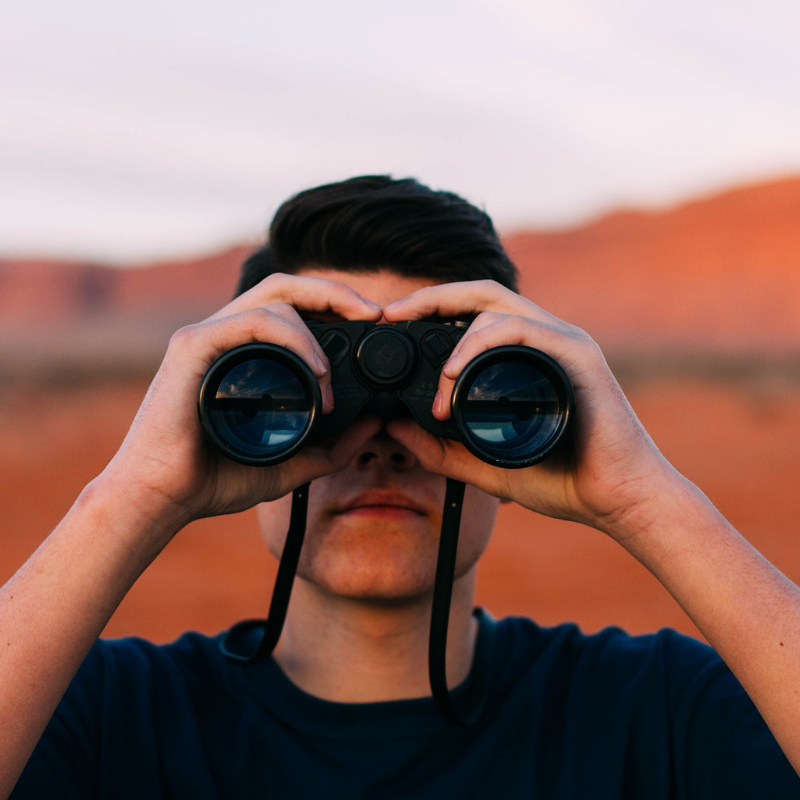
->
[440,311,527,376]
[197,414,385,516]
[427,313,523,420]
[442,315,567,380]
[382,280,559,325]
[385,419,510,498]
[274,416,384,491]
[207,272,383,323]
[431,315,588,422]
[257,302,333,378]
[172,307,337,412]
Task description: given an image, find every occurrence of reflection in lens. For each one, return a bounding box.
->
[211,360,312,459]
[461,361,560,462]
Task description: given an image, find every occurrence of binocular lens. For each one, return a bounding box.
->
[199,345,319,465]
[199,339,573,469]
[453,348,572,467]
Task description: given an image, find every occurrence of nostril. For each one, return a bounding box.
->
[358,452,378,466]
[351,434,418,471]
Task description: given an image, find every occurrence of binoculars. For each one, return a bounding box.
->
[198,320,575,469]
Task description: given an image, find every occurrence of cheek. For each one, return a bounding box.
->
[454,488,500,576]
[256,496,294,560]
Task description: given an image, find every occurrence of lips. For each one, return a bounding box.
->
[336,490,427,517]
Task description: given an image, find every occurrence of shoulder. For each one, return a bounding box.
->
[487,615,798,795]
[488,614,738,718]
[491,613,716,676]
[70,629,231,703]
[12,631,246,799]
[45,631,237,758]
[85,629,224,669]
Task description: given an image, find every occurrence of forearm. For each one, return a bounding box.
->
[0,473,183,796]
[613,475,800,774]
[383,280,800,773]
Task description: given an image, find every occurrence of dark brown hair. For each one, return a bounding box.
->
[235,175,518,296]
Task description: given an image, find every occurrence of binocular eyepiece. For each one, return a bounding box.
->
[198,320,575,469]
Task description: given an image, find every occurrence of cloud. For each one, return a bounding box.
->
[2,0,800,260]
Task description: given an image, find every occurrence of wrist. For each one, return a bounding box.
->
[596,467,703,546]
[600,470,725,568]
[79,466,190,563]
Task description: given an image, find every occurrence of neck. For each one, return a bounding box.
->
[272,570,479,703]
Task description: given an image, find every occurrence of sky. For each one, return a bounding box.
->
[2,0,800,263]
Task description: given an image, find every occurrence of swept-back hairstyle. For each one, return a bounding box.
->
[235,175,518,296]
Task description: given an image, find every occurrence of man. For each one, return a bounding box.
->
[4,176,800,797]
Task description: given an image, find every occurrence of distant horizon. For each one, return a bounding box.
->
[3,170,798,268]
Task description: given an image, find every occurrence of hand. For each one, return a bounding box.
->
[98,273,383,535]
[383,280,681,540]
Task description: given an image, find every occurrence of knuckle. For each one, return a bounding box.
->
[240,306,274,326]
[478,279,506,299]
[569,325,598,349]
[473,310,500,326]
[256,272,293,299]
[263,271,291,286]
[584,337,605,361]
[507,313,529,332]
[569,329,602,361]
[269,301,297,317]
[167,324,199,351]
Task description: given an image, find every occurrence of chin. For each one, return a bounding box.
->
[317,582,434,606]
[297,568,437,604]
[298,534,440,603]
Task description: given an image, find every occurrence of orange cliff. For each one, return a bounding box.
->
[503,176,800,356]
[0,246,249,325]
[2,176,800,372]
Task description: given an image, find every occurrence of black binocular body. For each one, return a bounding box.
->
[198,320,575,469]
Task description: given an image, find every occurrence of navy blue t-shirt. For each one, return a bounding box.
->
[13,613,799,798]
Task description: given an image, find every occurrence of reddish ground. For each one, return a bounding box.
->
[2,375,799,644]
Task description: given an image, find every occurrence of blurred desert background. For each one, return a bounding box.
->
[4,0,800,646]
[3,174,800,644]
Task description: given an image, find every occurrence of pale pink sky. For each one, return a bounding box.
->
[2,0,799,262]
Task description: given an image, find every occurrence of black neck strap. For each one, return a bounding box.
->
[428,478,494,725]
[219,478,493,725]
[220,482,309,662]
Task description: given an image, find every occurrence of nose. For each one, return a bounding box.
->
[351,428,418,472]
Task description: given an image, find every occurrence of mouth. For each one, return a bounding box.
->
[336,490,427,520]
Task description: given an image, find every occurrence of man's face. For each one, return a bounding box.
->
[256,268,501,602]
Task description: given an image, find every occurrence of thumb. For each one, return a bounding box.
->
[386,419,508,496]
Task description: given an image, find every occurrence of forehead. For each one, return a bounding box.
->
[294,267,440,307]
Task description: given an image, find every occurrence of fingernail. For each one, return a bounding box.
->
[432,390,442,415]
[325,384,335,411]
[313,352,328,375]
